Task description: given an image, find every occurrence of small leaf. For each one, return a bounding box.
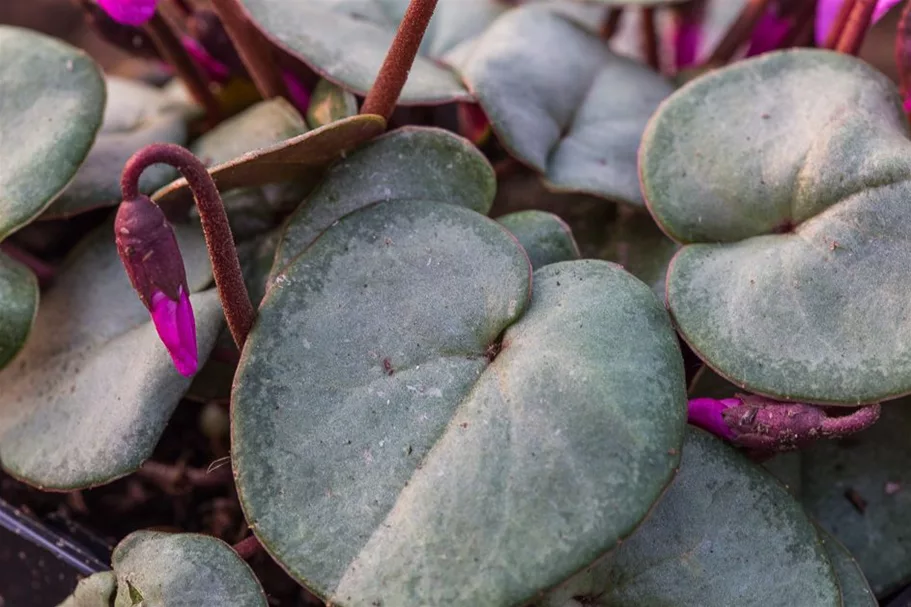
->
[307,79,359,129]
[44,76,193,219]
[461,4,673,206]
[641,49,911,404]
[233,199,685,605]
[0,224,222,489]
[111,531,266,606]
[269,126,495,280]
[0,26,105,239]
[0,253,38,370]
[801,400,911,596]
[539,429,841,607]
[152,114,386,206]
[497,210,580,269]
[57,571,116,607]
[238,0,505,104]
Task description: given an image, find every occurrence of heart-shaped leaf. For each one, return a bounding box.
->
[641,49,911,404]
[188,99,311,239]
[269,126,495,280]
[0,253,38,370]
[307,79,359,129]
[0,224,222,489]
[461,4,673,206]
[0,26,105,240]
[801,400,911,596]
[497,210,580,269]
[44,76,193,219]
[58,571,116,607]
[238,0,504,104]
[152,114,386,206]
[233,199,686,605]
[539,429,841,607]
[818,527,877,607]
[110,531,265,606]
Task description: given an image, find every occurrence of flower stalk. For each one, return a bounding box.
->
[119,144,255,366]
[707,0,775,65]
[360,0,440,120]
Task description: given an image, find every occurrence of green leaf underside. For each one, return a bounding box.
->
[307,79,358,129]
[269,127,496,281]
[0,224,222,489]
[239,0,500,104]
[539,429,841,607]
[111,532,266,606]
[641,49,911,404]
[0,26,105,239]
[45,76,191,219]
[497,210,580,269]
[461,4,673,206]
[0,253,38,370]
[817,528,878,607]
[233,200,685,605]
[801,401,911,596]
[58,571,117,607]
[152,114,386,206]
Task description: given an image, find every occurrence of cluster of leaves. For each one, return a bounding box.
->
[0,0,909,605]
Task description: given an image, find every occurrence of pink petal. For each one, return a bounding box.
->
[815,0,902,45]
[687,397,740,440]
[674,21,701,69]
[96,0,158,27]
[182,36,230,83]
[282,72,311,114]
[746,12,792,57]
[150,287,198,376]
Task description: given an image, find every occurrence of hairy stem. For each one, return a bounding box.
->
[121,144,255,349]
[209,0,289,100]
[233,534,264,560]
[0,243,55,287]
[145,12,221,120]
[360,0,439,120]
[835,0,878,55]
[707,0,774,65]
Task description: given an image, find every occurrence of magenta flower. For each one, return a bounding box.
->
[182,36,231,83]
[746,10,792,57]
[115,195,198,376]
[815,0,902,45]
[688,394,880,452]
[96,0,158,27]
[282,71,312,114]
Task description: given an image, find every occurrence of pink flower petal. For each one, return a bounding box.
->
[182,36,230,83]
[687,397,740,440]
[746,11,792,57]
[815,0,902,45]
[150,287,198,376]
[674,21,701,69]
[96,0,158,27]
[282,72,311,114]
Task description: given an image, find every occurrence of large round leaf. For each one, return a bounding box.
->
[801,400,911,596]
[497,210,580,270]
[462,4,673,206]
[0,253,38,370]
[238,0,501,104]
[641,49,911,404]
[233,200,686,605]
[58,571,116,607]
[269,126,495,280]
[111,531,265,606]
[818,527,877,607]
[0,224,222,489]
[539,429,841,607]
[44,76,192,219]
[152,114,386,206]
[0,26,105,239]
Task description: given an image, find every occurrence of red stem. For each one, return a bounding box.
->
[233,534,264,560]
[121,144,255,349]
[707,0,775,65]
[360,0,439,120]
[835,0,878,55]
[824,0,858,49]
[0,243,55,287]
[641,7,660,71]
[600,8,623,41]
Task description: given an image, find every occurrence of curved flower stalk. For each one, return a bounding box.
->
[816,0,901,46]
[117,144,255,376]
[688,394,881,452]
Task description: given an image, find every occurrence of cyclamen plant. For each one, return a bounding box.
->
[0,0,909,605]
